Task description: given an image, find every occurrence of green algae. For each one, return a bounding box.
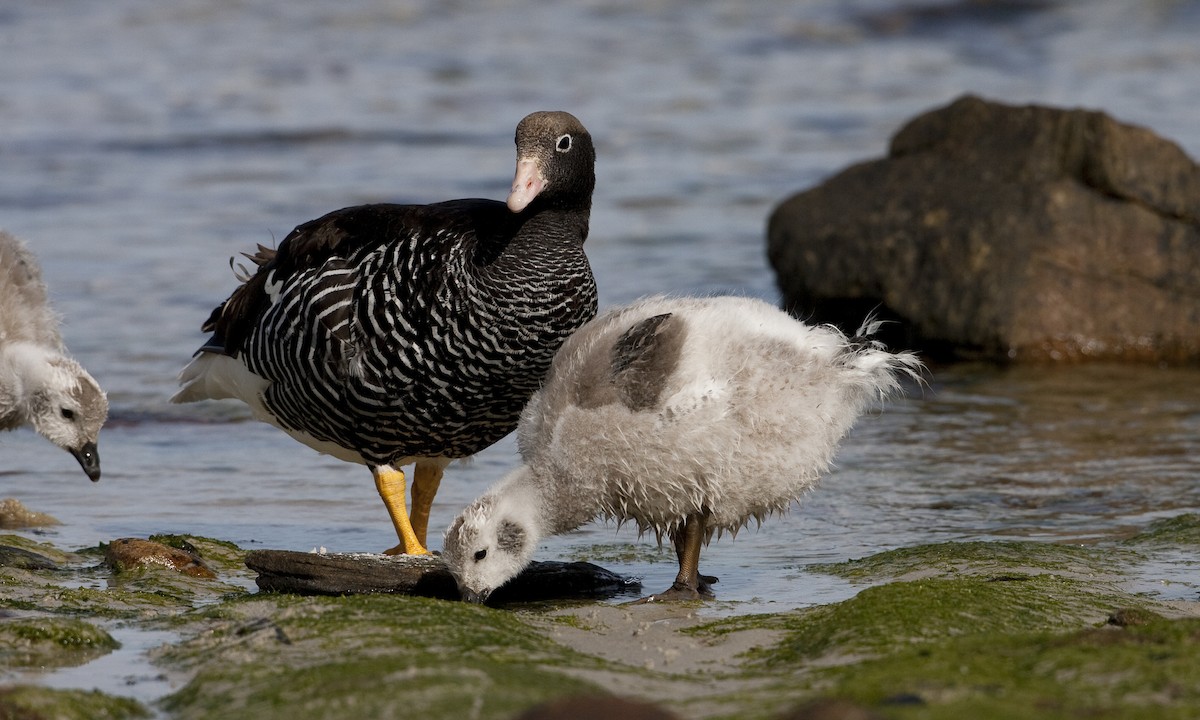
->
[685,537,1200,719]
[0,534,78,565]
[3,528,1197,720]
[0,534,252,620]
[810,540,1129,583]
[152,535,1196,719]
[159,593,612,720]
[1126,514,1200,547]
[808,616,1200,720]
[0,617,119,668]
[147,534,248,573]
[3,574,245,620]
[0,685,150,720]
[742,575,1122,665]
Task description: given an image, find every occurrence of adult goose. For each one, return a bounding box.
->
[443,295,922,602]
[0,230,108,480]
[173,111,598,555]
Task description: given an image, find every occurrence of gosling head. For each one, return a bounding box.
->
[29,356,108,481]
[443,491,538,604]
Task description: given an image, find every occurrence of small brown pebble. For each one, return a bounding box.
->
[512,695,680,720]
[103,538,216,579]
[0,497,60,529]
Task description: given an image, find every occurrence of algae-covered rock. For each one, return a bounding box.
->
[0,534,77,566]
[1126,513,1200,547]
[104,538,216,579]
[810,540,1128,583]
[0,685,149,720]
[0,616,119,668]
[1,535,250,620]
[809,615,1200,719]
[695,539,1200,719]
[746,575,1119,665]
[4,530,1197,720]
[159,593,610,720]
[0,545,59,571]
[149,534,247,573]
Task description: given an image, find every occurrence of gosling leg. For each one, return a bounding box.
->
[638,511,716,602]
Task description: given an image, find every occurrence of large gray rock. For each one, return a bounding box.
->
[767,95,1200,362]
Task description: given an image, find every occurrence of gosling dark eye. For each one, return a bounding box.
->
[556,134,572,152]
[473,549,487,562]
[60,408,76,421]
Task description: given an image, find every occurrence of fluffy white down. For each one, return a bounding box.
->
[444,295,922,599]
[520,296,921,538]
[441,468,543,599]
[0,231,108,462]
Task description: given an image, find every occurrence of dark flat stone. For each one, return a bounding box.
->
[245,549,640,604]
[0,544,59,571]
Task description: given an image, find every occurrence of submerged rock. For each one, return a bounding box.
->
[245,549,640,603]
[0,686,149,720]
[768,94,1200,363]
[0,544,59,570]
[0,617,119,669]
[103,538,216,579]
[0,498,60,529]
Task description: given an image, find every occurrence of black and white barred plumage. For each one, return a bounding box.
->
[173,112,597,553]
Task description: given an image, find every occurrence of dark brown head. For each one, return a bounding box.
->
[507,111,595,214]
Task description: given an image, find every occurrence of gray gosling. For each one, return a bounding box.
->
[443,295,922,603]
[0,230,108,480]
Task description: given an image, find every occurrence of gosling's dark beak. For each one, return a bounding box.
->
[462,588,492,605]
[71,441,101,482]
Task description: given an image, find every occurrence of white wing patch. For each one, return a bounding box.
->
[263,270,284,304]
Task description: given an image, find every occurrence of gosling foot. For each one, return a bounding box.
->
[634,575,718,604]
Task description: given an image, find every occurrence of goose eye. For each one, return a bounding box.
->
[556,134,572,152]
[473,549,487,562]
[60,408,76,421]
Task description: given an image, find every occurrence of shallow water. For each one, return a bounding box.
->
[2,0,1200,704]
[24,625,184,706]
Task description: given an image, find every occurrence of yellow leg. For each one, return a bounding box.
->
[373,465,429,556]
[410,462,444,548]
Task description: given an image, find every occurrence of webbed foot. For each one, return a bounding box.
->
[634,577,717,604]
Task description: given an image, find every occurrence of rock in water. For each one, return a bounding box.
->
[104,538,216,578]
[768,94,1200,363]
[0,497,60,529]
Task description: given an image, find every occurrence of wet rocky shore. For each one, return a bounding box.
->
[2,500,1197,720]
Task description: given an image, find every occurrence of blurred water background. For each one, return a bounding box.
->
[2,0,1199,668]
